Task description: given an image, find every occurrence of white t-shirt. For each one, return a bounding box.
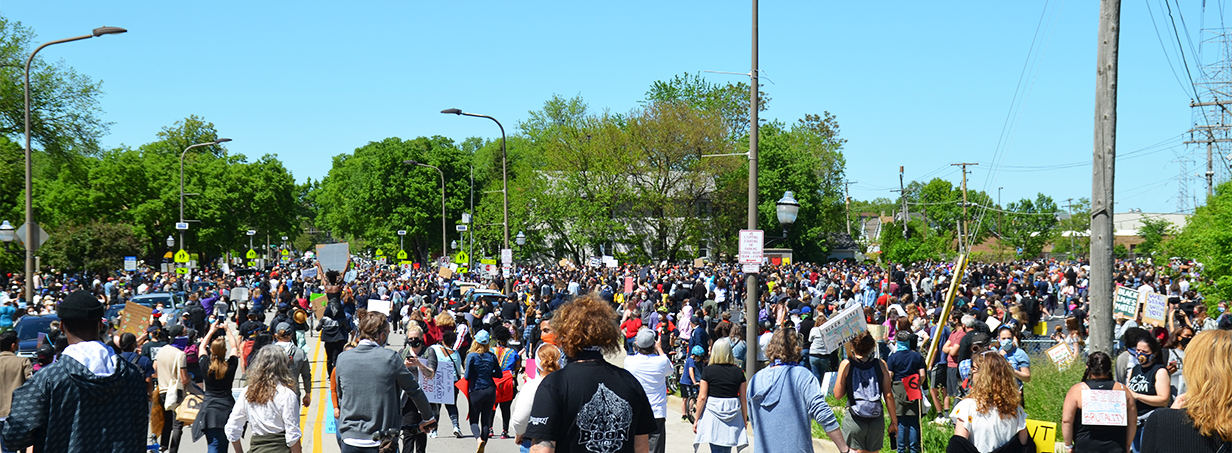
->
[624,353,673,419]
[949,398,1026,453]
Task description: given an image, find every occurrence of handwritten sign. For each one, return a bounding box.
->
[1141,292,1167,326]
[118,303,153,336]
[624,277,634,294]
[1026,420,1057,453]
[1113,286,1140,319]
[818,304,868,354]
[1081,389,1128,426]
[419,350,457,405]
[902,374,922,401]
[1046,343,1075,369]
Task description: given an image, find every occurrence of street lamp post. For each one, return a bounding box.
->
[516,230,526,263]
[247,230,256,266]
[398,230,406,254]
[180,138,231,251]
[166,235,174,272]
[404,160,446,258]
[0,221,15,252]
[23,26,126,302]
[442,108,511,294]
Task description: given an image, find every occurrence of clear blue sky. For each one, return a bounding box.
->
[6,1,1227,214]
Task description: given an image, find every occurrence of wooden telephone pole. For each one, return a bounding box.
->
[951,163,978,253]
[1089,0,1120,354]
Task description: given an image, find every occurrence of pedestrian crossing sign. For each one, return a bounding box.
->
[246,249,257,259]
[174,250,190,263]
[396,250,408,260]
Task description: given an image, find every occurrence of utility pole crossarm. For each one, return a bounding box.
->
[950,163,978,253]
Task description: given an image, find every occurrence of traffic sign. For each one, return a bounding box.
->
[457,266,468,274]
[741,263,760,274]
[397,230,407,236]
[246,261,255,267]
[501,249,513,265]
[174,250,191,263]
[375,248,385,257]
[175,222,189,230]
[14,222,49,251]
[247,230,256,236]
[396,250,408,260]
[175,267,189,275]
[738,230,764,264]
[456,225,468,232]
[245,249,257,259]
[399,260,413,266]
[124,256,138,271]
[281,249,289,256]
[455,251,469,264]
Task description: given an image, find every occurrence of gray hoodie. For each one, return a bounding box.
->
[747,364,838,453]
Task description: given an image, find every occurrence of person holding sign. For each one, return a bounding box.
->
[1061,352,1135,453]
[1141,329,1232,453]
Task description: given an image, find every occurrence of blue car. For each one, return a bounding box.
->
[105,292,185,329]
[15,314,59,359]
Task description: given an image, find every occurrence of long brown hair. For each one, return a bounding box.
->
[245,345,295,405]
[967,352,1021,418]
[208,337,228,380]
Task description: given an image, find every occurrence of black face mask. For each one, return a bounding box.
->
[408,338,423,348]
[1179,337,1192,347]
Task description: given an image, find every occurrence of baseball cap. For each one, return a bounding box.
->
[475,330,491,345]
[168,324,184,338]
[634,328,656,349]
[275,322,292,334]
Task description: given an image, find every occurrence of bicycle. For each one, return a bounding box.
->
[684,391,699,423]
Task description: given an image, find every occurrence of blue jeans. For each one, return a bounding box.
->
[897,416,920,453]
[808,354,828,384]
[1132,424,1145,453]
[709,445,731,453]
[203,428,227,453]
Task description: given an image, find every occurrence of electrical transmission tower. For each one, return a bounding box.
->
[1186,29,1232,203]
[1172,156,1191,213]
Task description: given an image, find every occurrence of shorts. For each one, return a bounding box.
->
[840,411,885,452]
[930,363,947,389]
[945,366,961,397]
[680,384,698,398]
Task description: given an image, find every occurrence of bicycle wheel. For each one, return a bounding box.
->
[667,376,679,395]
[686,395,698,423]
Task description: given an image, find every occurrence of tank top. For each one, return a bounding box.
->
[1128,363,1164,419]
[1074,379,1128,453]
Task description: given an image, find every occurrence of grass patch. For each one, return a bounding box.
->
[814,353,1084,451]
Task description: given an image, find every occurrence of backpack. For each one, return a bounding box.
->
[846,357,884,419]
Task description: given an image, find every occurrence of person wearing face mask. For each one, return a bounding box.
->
[1125,334,1171,453]
[995,327,1031,389]
[1163,326,1193,398]
[399,325,436,453]
[335,311,436,452]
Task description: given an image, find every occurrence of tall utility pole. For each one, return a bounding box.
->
[951,163,978,253]
[1183,126,1226,200]
[743,0,760,381]
[898,167,908,238]
[1065,198,1076,253]
[1089,0,1121,355]
[843,180,857,237]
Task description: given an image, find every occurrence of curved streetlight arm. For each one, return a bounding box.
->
[408,162,447,258]
[23,28,125,303]
[447,111,508,250]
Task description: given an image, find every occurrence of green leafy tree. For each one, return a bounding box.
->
[1051,197,1090,257]
[998,193,1059,258]
[1135,216,1173,262]
[1166,181,1232,305]
[878,220,953,263]
[40,220,145,274]
[643,72,768,141]
[0,15,112,162]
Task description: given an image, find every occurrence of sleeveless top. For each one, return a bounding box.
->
[1074,379,1127,453]
[1128,363,1165,419]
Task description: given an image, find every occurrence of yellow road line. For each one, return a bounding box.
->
[311,334,326,453]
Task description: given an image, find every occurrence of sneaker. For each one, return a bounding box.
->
[681,415,689,422]
[454,428,464,438]
[428,430,438,438]
[501,431,511,439]
[932,415,949,425]
[477,439,487,453]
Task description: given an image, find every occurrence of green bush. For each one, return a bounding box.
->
[814,353,1084,450]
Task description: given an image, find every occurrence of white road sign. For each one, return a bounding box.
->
[738,230,764,264]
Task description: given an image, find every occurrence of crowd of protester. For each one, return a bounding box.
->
[0,251,1225,453]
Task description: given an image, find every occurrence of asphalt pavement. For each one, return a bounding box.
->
[170,326,841,453]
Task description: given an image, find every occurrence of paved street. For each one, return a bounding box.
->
[172,329,824,453]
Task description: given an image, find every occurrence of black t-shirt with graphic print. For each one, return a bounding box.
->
[525,351,656,453]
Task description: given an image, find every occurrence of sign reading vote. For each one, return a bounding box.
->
[1081,389,1128,426]
[174,250,191,263]
[1113,286,1140,319]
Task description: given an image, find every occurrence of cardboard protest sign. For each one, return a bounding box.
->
[1141,292,1168,326]
[1113,286,1140,319]
[315,243,349,273]
[419,358,456,404]
[1081,389,1128,426]
[1046,342,1076,369]
[119,303,153,336]
[311,294,328,319]
[438,266,454,279]
[818,304,868,354]
[1025,420,1058,453]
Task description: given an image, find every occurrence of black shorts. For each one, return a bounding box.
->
[930,363,947,389]
[945,366,961,397]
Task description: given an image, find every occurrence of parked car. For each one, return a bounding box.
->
[15,314,59,359]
